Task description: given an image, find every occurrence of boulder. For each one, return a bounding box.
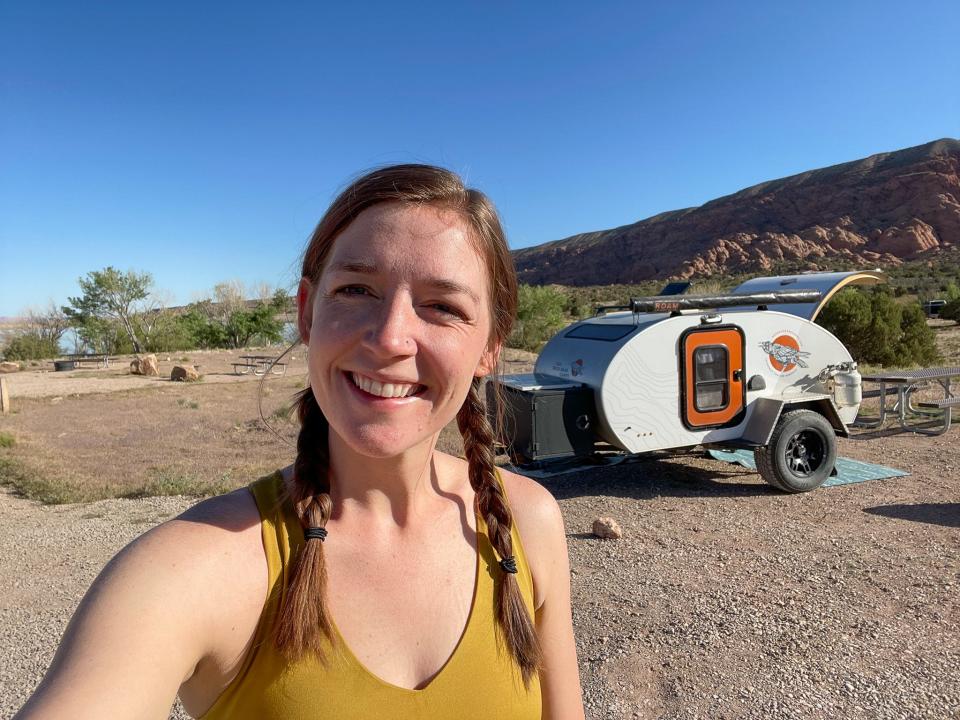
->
[592,517,623,540]
[0,362,20,373]
[140,354,159,377]
[171,365,200,382]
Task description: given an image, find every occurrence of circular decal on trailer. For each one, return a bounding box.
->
[760,332,810,375]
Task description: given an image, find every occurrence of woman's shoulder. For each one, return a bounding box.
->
[120,482,268,624]
[439,453,567,610]
[494,465,563,530]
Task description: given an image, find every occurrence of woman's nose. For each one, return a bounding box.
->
[364,293,417,357]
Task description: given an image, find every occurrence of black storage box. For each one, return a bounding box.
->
[486,374,597,464]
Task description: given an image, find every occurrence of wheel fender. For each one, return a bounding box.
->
[742,395,848,446]
[783,397,849,438]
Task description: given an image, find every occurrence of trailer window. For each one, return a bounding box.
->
[694,345,728,411]
[565,324,636,341]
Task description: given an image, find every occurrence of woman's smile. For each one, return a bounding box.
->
[343,370,426,402]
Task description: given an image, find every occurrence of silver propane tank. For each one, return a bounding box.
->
[830,361,862,407]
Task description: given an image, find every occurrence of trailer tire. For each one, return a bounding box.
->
[754,409,837,493]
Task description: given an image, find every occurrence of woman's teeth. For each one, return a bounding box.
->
[350,372,422,398]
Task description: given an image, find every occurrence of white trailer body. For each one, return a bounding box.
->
[491,271,882,492]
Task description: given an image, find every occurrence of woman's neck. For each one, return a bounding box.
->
[325,431,457,527]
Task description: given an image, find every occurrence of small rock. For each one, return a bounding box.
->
[0,361,20,373]
[170,365,200,382]
[592,517,623,539]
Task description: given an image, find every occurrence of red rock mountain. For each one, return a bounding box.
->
[513,138,960,285]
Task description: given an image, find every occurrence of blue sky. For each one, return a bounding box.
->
[1,0,958,316]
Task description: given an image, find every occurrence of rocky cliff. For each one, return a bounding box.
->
[513,138,960,285]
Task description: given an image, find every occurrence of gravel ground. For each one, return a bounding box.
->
[2,431,958,719]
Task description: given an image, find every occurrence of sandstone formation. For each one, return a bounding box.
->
[513,138,960,285]
[170,365,200,382]
[130,354,159,377]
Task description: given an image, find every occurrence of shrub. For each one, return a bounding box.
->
[2,334,60,361]
[510,285,567,352]
[817,287,940,366]
[941,298,960,324]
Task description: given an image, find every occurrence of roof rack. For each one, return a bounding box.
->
[595,289,822,315]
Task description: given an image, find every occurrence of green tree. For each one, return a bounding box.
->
[225,299,285,348]
[510,285,567,352]
[63,267,153,354]
[176,306,229,349]
[72,315,127,354]
[897,303,940,366]
[817,287,940,366]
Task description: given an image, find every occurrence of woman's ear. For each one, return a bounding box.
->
[475,340,502,378]
[297,277,314,345]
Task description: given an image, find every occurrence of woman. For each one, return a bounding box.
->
[15,165,584,719]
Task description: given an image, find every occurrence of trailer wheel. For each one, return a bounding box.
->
[754,409,837,493]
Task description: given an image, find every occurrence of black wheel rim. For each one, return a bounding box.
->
[784,429,826,478]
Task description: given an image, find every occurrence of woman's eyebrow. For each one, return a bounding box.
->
[426,278,479,304]
[331,260,378,275]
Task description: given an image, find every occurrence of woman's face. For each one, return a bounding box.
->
[299,202,498,459]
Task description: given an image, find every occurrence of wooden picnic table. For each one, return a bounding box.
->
[233,354,287,376]
[858,366,960,435]
[55,354,111,370]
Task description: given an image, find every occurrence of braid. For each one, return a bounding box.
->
[457,377,542,686]
[274,386,336,659]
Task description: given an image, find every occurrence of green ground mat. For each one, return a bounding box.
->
[706,448,909,486]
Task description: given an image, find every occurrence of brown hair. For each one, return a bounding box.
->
[274,164,541,685]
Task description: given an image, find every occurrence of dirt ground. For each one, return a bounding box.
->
[1,335,959,718]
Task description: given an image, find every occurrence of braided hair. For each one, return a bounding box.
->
[273,164,540,684]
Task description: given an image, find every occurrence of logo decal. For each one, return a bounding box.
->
[571,359,584,377]
[760,332,809,375]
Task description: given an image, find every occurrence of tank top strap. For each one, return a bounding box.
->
[232,472,295,686]
[487,467,535,605]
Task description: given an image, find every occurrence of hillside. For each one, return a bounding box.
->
[513,138,960,285]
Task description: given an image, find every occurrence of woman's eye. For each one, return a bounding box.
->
[430,303,465,319]
[335,285,370,296]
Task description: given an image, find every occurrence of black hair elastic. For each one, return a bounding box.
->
[304,527,328,542]
[499,556,518,574]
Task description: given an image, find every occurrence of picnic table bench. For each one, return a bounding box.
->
[856,366,960,436]
[232,354,287,376]
[54,354,111,371]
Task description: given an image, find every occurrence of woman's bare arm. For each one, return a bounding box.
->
[14,491,261,720]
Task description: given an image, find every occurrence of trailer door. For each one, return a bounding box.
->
[680,325,746,429]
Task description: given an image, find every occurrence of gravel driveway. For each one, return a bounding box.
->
[2,432,958,719]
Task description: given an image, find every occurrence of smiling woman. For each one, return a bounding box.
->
[13,165,585,720]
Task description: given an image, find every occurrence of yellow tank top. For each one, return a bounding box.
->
[200,470,542,719]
